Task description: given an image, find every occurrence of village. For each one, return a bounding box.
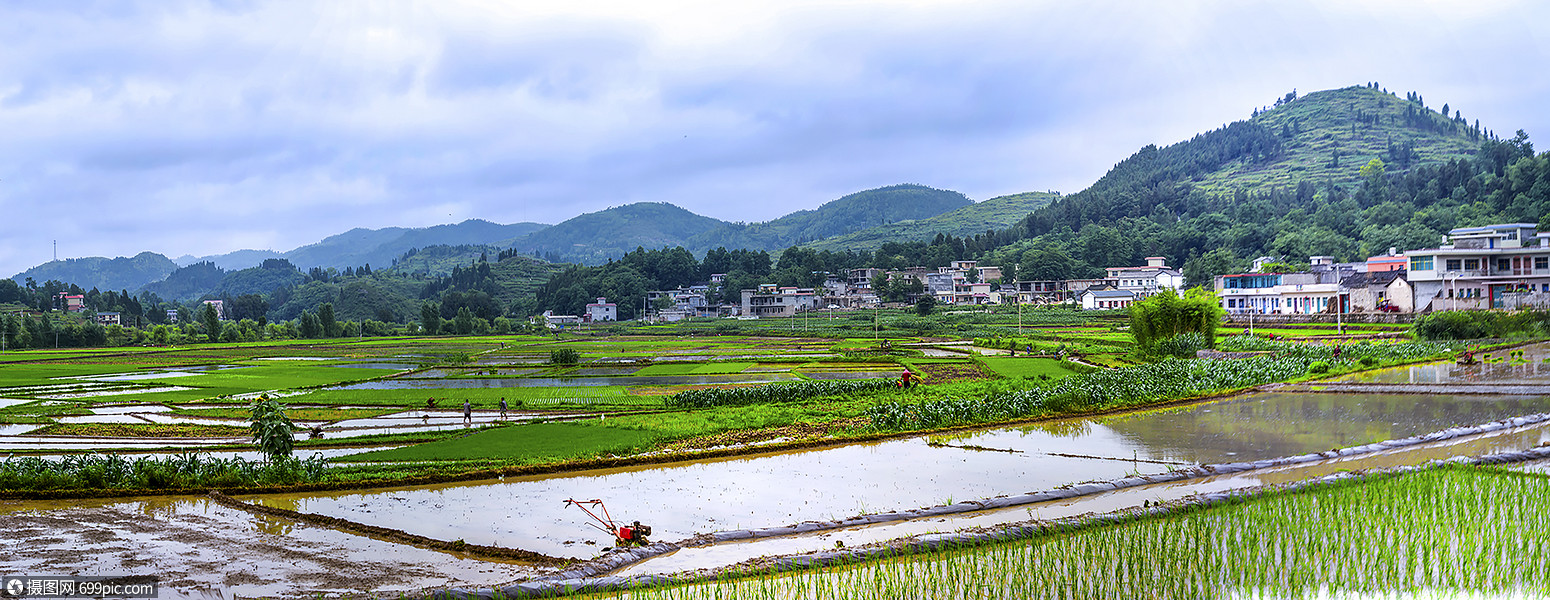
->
[542,222,1550,327]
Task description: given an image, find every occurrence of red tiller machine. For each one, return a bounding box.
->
[564,498,652,547]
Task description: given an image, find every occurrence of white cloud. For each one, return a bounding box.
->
[1,0,1547,277]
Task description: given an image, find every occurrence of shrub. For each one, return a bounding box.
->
[550,348,581,365]
[1308,361,1331,374]
[1149,332,1209,359]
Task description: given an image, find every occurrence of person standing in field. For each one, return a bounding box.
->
[463,400,472,426]
[499,397,508,420]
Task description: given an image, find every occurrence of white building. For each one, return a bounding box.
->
[585,297,617,322]
[1105,257,1184,299]
[740,284,820,317]
[1406,223,1550,312]
[1080,287,1137,310]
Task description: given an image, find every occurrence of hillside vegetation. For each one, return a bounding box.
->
[687,184,971,252]
[11,252,177,293]
[804,191,1059,252]
[507,202,729,265]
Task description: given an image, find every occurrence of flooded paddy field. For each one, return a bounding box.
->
[0,495,551,596]
[2,334,1547,598]
[243,385,1550,561]
[618,415,1550,577]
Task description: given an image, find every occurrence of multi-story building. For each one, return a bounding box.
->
[1105,257,1184,299]
[1215,256,1347,315]
[585,297,617,322]
[55,293,85,312]
[1407,223,1550,311]
[1007,280,1076,304]
[740,284,819,317]
[201,299,225,320]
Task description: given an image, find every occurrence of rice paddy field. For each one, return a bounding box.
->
[1,319,1547,599]
[586,466,1550,600]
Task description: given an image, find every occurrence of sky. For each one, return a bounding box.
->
[3,0,1548,278]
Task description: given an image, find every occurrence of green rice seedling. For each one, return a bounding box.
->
[591,467,1550,600]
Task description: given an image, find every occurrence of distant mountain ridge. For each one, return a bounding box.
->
[9,185,979,292]
[803,190,1059,252]
[504,202,729,265]
[179,219,551,273]
[12,252,178,293]
[504,184,973,264]
[686,184,972,253]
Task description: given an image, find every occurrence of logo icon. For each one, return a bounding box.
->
[4,578,24,597]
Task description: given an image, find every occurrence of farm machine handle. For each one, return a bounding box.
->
[564,498,652,546]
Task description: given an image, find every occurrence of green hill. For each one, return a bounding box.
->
[387,244,504,277]
[803,190,1059,252]
[505,202,729,264]
[997,83,1541,285]
[1191,85,1480,193]
[687,184,971,252]
[11,252,178,292]
[284,219,548,271]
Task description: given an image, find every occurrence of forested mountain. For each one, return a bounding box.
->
[955,84,1548,288]
[173,249,283,271]
[803,190,1059,252]
[685,184,971,252]
[11,252,178,292]
[504,202,731,265]
[286,219,547,271]
[140,261,226,301]
[176,219,549,272]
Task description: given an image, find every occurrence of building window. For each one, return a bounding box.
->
[1464,258,1480,270]
[1446,259,1462,271]
[1409,256,1434,271]
[1537,257,1549,270]
[1498,258,1512,272]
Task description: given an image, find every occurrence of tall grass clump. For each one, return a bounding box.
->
[606,467,1550,600]
[1413,308,1550,340]
[550,348,582,365]
[1130,288,1223,355]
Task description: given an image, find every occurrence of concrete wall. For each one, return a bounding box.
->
[1223,313,1414,325]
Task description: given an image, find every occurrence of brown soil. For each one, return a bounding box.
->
[206,491,568,566]
[27,423,248,438]
[658,418,869,452]
[908,362,992,384]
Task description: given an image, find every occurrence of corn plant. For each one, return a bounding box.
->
[0,452,330,491]
[666,379,897,408]
[249,394,296,461]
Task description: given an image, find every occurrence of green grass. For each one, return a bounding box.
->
[977,357,1082,380]
[347,422,658,462]
[632,363,708,376]
[283,386,651,408]
[690,362,755,374]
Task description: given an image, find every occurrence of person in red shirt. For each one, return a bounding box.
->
[901,369,913,389]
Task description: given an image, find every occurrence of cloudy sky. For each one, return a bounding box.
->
[2,0,1547,277]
